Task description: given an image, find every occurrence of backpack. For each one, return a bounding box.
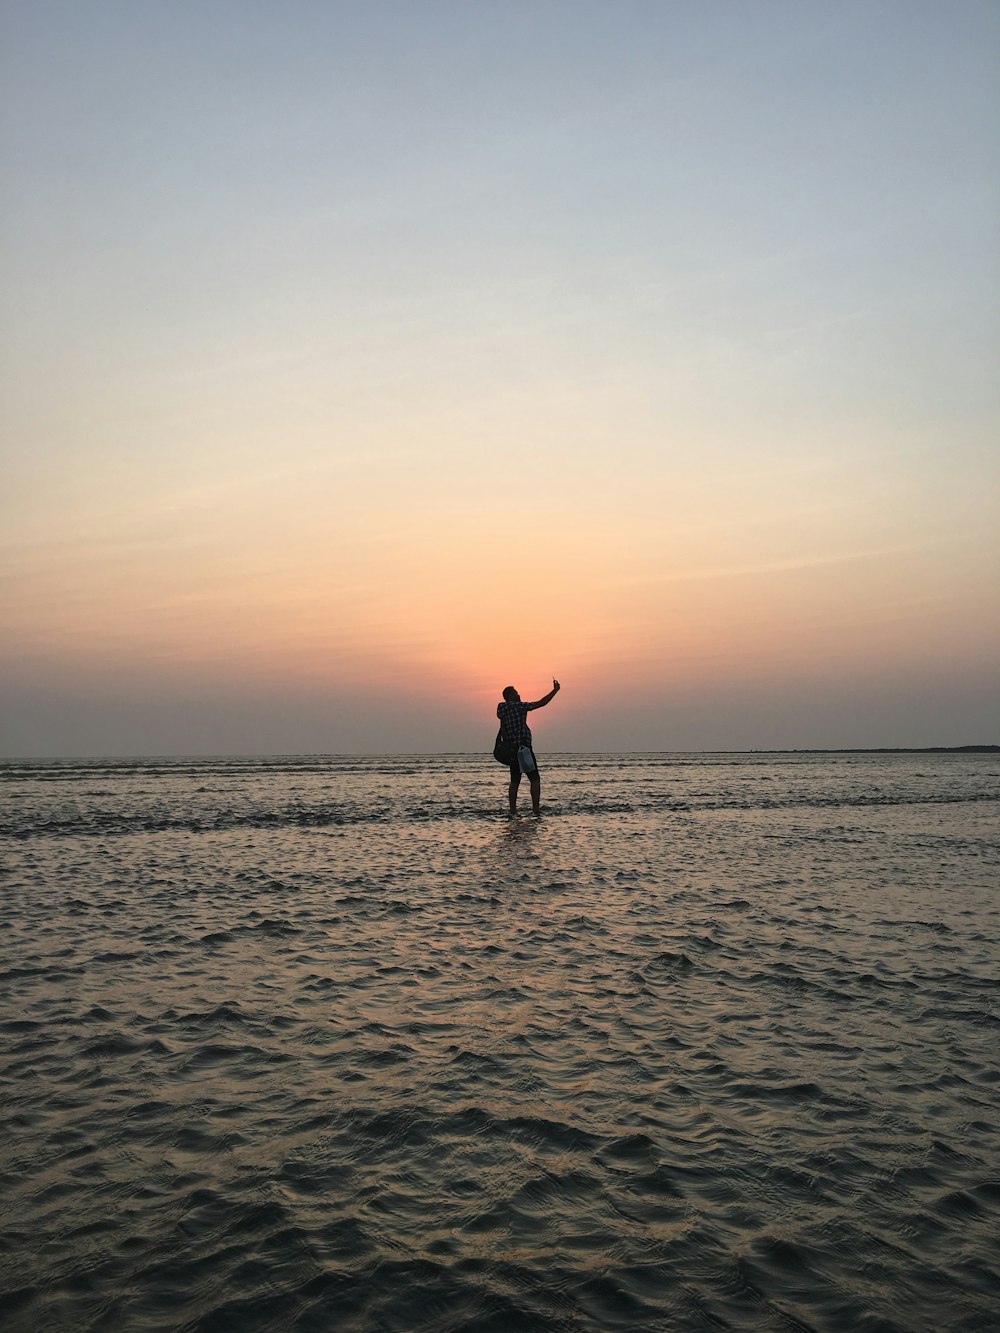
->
[493,727,517,765]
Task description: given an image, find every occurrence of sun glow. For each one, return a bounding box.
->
[2,4,997,753]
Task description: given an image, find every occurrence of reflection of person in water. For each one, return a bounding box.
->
[497,679,561,815]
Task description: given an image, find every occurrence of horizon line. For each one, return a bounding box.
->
[2,745,996,762]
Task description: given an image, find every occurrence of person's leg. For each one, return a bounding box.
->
[508,768,521,813]
[529,774,541,814]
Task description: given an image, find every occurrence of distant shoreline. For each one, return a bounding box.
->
[1,745,997,762]
[744,745,999,754]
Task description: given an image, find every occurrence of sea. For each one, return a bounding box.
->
[1,751,998,1332]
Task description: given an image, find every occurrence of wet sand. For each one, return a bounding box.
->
[2,753,998,1330]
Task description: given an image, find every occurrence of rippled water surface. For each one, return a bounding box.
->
[2,753,999,1331]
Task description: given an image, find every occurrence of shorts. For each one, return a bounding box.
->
[509,748,539,781]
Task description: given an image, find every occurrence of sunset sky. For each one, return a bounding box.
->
[2,0,998,755]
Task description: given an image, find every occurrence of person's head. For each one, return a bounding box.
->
[502,685,519,702]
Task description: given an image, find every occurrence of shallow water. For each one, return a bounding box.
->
[2,753,998,1331]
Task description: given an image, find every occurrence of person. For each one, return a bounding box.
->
[496,678,561,815]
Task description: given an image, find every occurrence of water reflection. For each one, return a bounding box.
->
[492,812,544,880]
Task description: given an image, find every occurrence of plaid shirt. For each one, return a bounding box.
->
[497,700,534,746]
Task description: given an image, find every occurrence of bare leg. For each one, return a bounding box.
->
[530,775,541,814]
[508,773,521,814]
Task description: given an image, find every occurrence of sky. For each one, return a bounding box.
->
[1,0,998,755]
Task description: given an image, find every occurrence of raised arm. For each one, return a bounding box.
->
[526,679,561,710]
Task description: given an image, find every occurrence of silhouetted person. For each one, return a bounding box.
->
[497,679,560,814]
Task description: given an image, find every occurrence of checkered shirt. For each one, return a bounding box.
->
[497,700,533,746]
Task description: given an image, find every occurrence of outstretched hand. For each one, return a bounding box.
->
[553,678,561,691]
